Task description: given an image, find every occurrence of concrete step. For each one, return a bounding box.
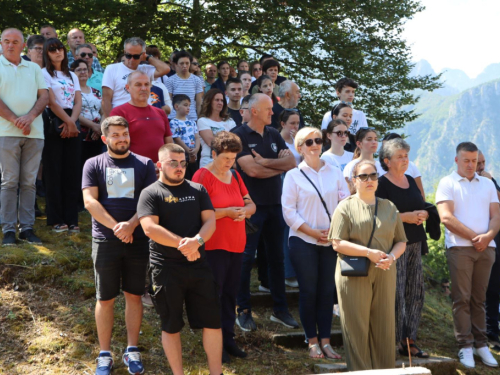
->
[272,330,343,349]
[312,367,431,374]
[251,288,299,307]
[314,356,457,375]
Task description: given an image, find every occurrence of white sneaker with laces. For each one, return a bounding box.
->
[473,346,499,367]
[458,347,475,368]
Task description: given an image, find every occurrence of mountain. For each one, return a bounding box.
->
[402,79,500,192]
[410,59,436,77]
[474,63,500,86]
[440,68,472,92]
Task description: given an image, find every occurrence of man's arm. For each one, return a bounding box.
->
[177,209,216,261]
[149,56,171,79]
[195,92,203,116]
[471,201,500,251]
[164,136,173,144]
[236,154,284,179]
[140,215,183,248]
[0,98,18,124]
[101,86,114,120]
[437,200,477,241]
[252,149,296,172]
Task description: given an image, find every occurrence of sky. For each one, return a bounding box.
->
[402,0,500,78]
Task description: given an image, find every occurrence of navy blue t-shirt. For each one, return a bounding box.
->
[82,151,157,239]
[231,123,288,205]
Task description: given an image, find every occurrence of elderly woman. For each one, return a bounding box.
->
[42,38,82,233]
[282,127,350,359]
[329,160,407,371]
[192,131,256,363]
[376,138,429,358]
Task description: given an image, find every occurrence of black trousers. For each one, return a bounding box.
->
[43,133,81,226]
[486,232,500,339]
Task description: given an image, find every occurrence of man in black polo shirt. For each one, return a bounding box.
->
[138,143,222,375]
[231,93,299,331]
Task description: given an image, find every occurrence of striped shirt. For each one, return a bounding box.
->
[165,73,203,121]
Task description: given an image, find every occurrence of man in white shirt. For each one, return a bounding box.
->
[101,37,170,119]
[436,142,500,369]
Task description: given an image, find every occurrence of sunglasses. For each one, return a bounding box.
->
[79,52,93,58]
[163,160,188,168]
[253,68,262,71]
[48,45,64,53]
[192,62,199,66]
[124,53,143,60]
[354,172,379,182]
[303,138,323,147]
[334,131,349,137]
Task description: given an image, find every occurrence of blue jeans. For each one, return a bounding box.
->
[237,204,288,313]
[289,236,337,339]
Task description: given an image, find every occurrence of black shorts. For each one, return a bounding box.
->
[92,238,149,301]
[149,260,221,333]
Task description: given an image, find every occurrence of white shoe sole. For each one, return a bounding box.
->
[270,315,297,329]
[473,348,499,367]
[236,318,253,332]
[459,360,475,369]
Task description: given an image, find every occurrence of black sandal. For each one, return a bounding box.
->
[398,341,429,358]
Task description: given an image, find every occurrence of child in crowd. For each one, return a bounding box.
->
[322,103,355,152]
[170,94,201,178]
[258,75,278,104]
[321,119,354,171]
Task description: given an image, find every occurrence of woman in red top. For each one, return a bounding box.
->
[192,131,256,362]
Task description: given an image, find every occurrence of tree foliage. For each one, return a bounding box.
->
[2,0,441,130]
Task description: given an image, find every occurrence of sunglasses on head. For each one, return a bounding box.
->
[334,131,349,137]
[163,160,188,168]
[124,53,143,60]
[354,172,379,182]
[48,45,64,52]
[79,52,93,58]
[303,138,323,147]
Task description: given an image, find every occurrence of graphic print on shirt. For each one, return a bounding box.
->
[57,79,76,108]
[106,167,135,199]
[349,119,358,134]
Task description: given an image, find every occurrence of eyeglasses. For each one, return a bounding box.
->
[334,131,349,137]
[240,107,249,110]
[75,68,88,73]
[48,46,64,53]
[354,172,379,182]
[30,46,43,52]
[124,53,143,60]
[303,138,323,147]
[253,68,262,71]
[163,160,188,168]
[79,52,93,58]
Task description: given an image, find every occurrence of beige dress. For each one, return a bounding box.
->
[328,195,407,371]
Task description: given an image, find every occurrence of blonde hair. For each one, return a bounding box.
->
[294,127,322,151]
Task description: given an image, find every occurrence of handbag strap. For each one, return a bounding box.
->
[299,169,331,222]
[366,198,378,249]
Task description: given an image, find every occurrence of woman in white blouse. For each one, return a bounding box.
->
[42,38,82,233]
[282,127,350,359]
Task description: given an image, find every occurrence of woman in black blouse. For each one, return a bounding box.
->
[376,138,429,358]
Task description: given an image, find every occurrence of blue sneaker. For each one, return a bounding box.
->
[95,352,113,375]
[123,347,144,374]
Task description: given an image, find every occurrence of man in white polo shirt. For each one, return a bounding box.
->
[436,141,500,369]
[0,28,48,246]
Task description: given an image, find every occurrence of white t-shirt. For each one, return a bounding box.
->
[102,63,155,108]
[321,150,353,171]
[406,161,421,179]
[321,107,368,134]
[197,117,236,167]
[42,69,80,109]
[165,73,203,122]
[285,141,301,165]
[343,158,386,180]
[436,171,499,248]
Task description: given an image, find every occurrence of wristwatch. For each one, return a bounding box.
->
[195,234,205,246]
[146,54,152,62]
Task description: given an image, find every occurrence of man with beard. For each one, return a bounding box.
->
[82,116,157,375]
[138,143,222,375]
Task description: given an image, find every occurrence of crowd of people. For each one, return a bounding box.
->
[1,25,500,375]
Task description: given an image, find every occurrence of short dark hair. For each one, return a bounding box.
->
[75,43,93,55]
[382,132,401,141]
[40,24,56,32]
[335,77,359,92]
[331,103,351,118]
[211,131,242,155]
[173,50,192,64]
[241,94,252,107]
[259,54,273,64]
[217,60,230,70]
[456,142,478,155]
[101,116,129,136]
[27,35,45,49]
[262,59,280,73]
[159,143,186,159]
[172,94,191,107]
[225,77,242,89]
[69,58,87,71]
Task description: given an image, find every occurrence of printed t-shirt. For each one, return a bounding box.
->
[82,151,157,239]
[170,118,198,148]
[137,180,215,266]
[197,117,236,167]
[42,69,80,109]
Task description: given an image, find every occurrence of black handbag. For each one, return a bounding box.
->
[45,108,81,135]
[339,198,378,277]
[230,170,258,235]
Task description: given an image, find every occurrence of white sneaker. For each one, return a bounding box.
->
[473,346,499,367]
[458,347,475,368]
[258,285,270,293]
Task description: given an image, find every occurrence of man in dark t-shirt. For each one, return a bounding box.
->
[82,116,156,375]
[137,143,222,374]
[226,77,243,127]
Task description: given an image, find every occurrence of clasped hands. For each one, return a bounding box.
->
[178,237,201,262]
[113,221,135,243]
[407,210,429,226]
[368,249,394,271]
[472,233,492,252]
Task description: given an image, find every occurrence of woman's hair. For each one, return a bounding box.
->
[294,126,322,151]
[262,59,280,73]
[353,127,378,159]
[249,61,261,77]
[238,70,251,79]
[279,109,300,131]
[349,160,378,195]
[115,53,125,63]
[217,60,230,76]
[69,59,87,72]
[199,88,230,121]
[211,131,242,155]
[379,138,410,172]
[43,38,69,78]
[323,119,348,143]
[330,103,351,119]
[257,75,278,104]
[237,60,248,69]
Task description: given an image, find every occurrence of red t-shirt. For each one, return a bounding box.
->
[110,103,172,162]
[192,168,249,253]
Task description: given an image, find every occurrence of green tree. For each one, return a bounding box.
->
[2,0,440,130]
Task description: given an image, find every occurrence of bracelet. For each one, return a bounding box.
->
[366,249,370,258]
[390,253,396,262]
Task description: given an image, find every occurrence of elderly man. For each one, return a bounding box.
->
[271,80,305,129]
[40,24,58,39]
[66,28,104,73]
[102,37,170,119]
[204,63,217,93]
[0,28,48,245]
[25,35,44,67]
[110,71,173,163]
[75,43,103,92]
[436,142,500,369]
[231,93,298,331]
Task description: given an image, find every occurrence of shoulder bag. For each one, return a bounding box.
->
[44,73,81,135]
[230,169,258,235]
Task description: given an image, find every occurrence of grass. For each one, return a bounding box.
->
[1,201,500,374]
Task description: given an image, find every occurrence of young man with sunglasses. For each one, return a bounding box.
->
[82,116,157,375]
[101,37,170,119]
[138,143,223,375]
